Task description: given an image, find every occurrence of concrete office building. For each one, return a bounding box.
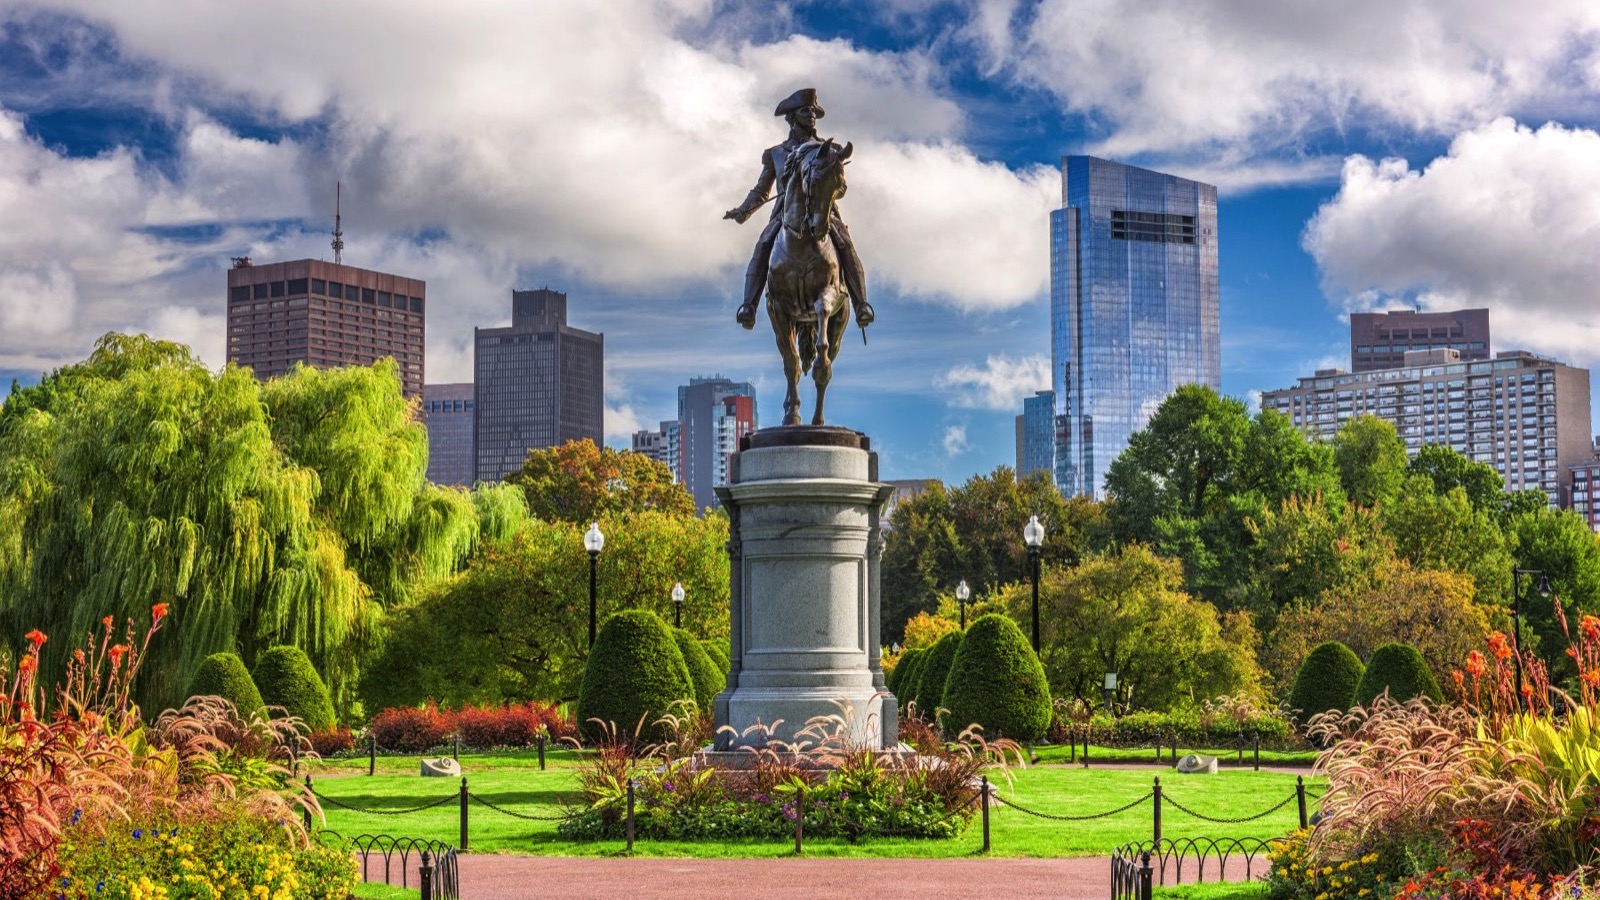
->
[1350,308,1490,373]
[422,382,474,487]
[226,258,426,397]
[677,376,757,512]
[1261,349,1592,505]
[473,288,603,482]
[1569,439,1600,532]
[1015,390,1055,478]
[1051,156,1219,499]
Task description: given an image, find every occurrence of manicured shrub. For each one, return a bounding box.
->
[252,645,336,731]
[890,647,926,710]
[576,610,694,745]
[187,651,265,716]
[1355,641,1443,707]
[674,628,723,713]
[368,704,452,752]
[913,630,963,720]
[453,704,539,748]
[308,725,355,757]
[1288,641,1366,723]
[942,614,1052,741]
[701,639,731,676]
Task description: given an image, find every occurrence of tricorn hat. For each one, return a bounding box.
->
[774,88,824,118]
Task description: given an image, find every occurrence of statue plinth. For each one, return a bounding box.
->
[712,426,898,750]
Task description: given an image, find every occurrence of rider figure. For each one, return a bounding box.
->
[724,88,873,331]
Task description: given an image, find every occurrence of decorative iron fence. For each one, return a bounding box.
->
[319,831,459,900]
[1110,836,1282,900]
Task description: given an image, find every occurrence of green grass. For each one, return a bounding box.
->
[308,747,589,777]
[1154,881,1269,900]
[312,755,1323,859]
[351,883,417,900]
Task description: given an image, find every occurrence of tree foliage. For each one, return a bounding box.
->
[187,652,264,716]
[1002,543,1263,712]
[911,630,962,721]
[673,627,723,713]
[1407,444,1507,514]
[508,439,694,522]
[1507,505,1600,681]
[1385,476,1510,605]
[1332,415,1408,508]
[0,335,511,712]
[361,512,729,711]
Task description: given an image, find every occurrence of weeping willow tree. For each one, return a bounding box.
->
[0,333,525,714]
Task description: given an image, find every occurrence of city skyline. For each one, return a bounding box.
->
[3,3,1600,485]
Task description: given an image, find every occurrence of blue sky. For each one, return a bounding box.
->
[2,1,1599,483]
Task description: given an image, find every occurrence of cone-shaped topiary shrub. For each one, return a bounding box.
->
[188,652,265,716]
[701,639,731,677]
[577,610,694,745]
[891,647,926,712]
[253,645,336,731]
[913,630,963,721]
[1288,641,1366,724]
[1355,642,1442,707]
[673,628,723,713]
[942,614,1051,741]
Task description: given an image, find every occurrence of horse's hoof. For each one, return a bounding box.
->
[784,415,801,426]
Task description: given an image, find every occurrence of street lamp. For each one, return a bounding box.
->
[584,522,605,647]
[1103,671,1119,717]
[672,581,685,629]
[1023,515,1045,653]
[1510,568,1551,711]
[955,579,970,629]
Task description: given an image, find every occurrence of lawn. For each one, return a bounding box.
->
[311,754,1323,859]
[1030,743,1318,768]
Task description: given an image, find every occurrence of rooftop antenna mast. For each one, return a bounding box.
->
[331,181,345,265]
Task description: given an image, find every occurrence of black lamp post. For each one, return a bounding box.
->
[955,579,970,629]
[1510,567,1551,711]
[584,522,605,647]
[672,581,685,629]
[1023,515,1045,654]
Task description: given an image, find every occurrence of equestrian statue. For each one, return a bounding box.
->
[725,88,872,427]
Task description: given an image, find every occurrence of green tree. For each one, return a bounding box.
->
[1386,475,1511,605]
[508,439,694,521]
[673,627,723,713]
[1407,444,1506,513]
[1331,416,1408,508]
[1002,543,1263,712]
[0,336,495,712]
[1508,506,1600,681]
[361,511,729,711]
[911,630,963,722]
[187,652,265,715]
[1241,494,1393,622]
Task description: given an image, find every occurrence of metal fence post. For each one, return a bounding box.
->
[419,850,434,900]
[459,776,469,851]
[1296,776,1308,830]
[368,732,376,776]
[1139,849,1153,900]
[980,776,991,853]
[537,733,546,770]
[1253,732,1261,771]
[626,779,637,852]
[794,784,805,855]
[1083,730,1090,766]
[1152,776,1162,845]
[302,774,313,831]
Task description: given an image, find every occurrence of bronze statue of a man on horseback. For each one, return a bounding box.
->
[725,88,873,427]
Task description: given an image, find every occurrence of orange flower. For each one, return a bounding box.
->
[1582,670,1599,689]
[102,616,113,629]
[1583,614,1600,643]
[108,644,128,670]
[1465,650,1488,678]
[73,649,85,664]
[17,655,35,676]
[25,629,46,649]
[151,602,169,623]
[1451,670,1465,688]
[1488,632,1512,661]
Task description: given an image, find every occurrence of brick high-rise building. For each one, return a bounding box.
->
[473,288,604,482]
[422,382,474,487]
[1569,439,1600,533]
[677,376,757,513]
[1262,349,1592,506]
[226,258,426,397]
[1350,308,1490,373]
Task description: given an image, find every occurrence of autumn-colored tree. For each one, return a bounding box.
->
[508,439,694,522]
[1265,559,1489,698]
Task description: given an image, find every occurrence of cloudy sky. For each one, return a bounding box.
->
[2,0,1599,482]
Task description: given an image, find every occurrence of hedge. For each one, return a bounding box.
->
[673,628,724,713]
[1355,642,1443,707]
[187,652,264,716]
[576,610,694,745]
[913,630,963,722]
[1288,641,1366,724]
[252,645,336,731]
[941,614,1051,741]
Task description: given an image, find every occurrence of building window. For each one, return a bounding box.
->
[230,286,249,303]
[270,282,285,298]
[252,283,269,300]
[287,278,308,295]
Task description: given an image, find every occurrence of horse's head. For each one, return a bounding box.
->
[783,138,852,240]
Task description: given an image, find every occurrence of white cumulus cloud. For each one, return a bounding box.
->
[942,423,970,456]
[1303,117,1600,366]
[936,353,1050,410]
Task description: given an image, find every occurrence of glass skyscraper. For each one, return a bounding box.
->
[1051,156,1219,498]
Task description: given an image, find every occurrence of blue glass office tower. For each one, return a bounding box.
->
[1051,157,1219,498]
[1017,390,1055,478]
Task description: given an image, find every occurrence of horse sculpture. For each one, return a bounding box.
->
[766,138,853,426]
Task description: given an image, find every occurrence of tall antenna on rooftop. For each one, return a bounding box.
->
[331,181,345,265]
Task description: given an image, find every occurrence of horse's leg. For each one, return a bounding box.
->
[814,286,836,356]
[772,310,802,426]
[812,304,848,426]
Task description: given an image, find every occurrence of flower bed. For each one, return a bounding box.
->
[367,701,576,753]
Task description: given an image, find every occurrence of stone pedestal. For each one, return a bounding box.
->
[712,426,898,750]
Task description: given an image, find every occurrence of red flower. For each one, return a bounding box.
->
[151,602,169,623]
[1451,670,1465,688]
[25,629,46,649]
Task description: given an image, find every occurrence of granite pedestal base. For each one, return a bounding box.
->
[712,426,899,751]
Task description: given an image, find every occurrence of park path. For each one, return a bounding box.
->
[442,853,1264,899]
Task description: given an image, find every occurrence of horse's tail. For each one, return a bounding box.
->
[799,323,817,375]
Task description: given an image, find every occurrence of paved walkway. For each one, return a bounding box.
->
[428,853,1263,900]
